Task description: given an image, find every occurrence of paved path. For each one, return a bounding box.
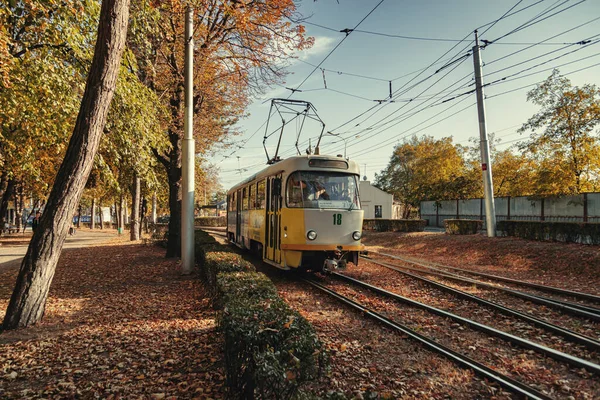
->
[0,230,118,272]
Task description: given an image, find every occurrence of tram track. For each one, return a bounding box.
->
[302,276,553,400]
[362,257,600,353]
[364,252,600,323]
[302,271,600,399]
[371,251,600,305]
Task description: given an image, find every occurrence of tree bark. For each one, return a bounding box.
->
[0,178,15,235]
[117,196,124,232]
[77,205,82,228]
[2,0,130,330]
[152,192,157,224]
[91,198,96,229]
[166,161,182,257]
[99,204,104,229]
[130,173,140,241]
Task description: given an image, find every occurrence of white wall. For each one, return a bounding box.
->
[359,181,394,219]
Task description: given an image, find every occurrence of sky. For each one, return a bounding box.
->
[208,0,600,190]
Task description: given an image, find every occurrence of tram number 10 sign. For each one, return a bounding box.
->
[333,214,343,225]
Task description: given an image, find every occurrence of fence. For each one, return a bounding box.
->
[421,193,600,228]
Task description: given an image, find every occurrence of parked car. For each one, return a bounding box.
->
[73,216,92,224]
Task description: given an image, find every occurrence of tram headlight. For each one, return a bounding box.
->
[307,230,318,241]
[352,231,362,241]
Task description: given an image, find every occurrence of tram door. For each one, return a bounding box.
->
[265,175,282,264]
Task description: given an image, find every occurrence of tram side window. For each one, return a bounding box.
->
[249,184,255,210]
[257,180,266,209]
[242,188,248,210]
[231,193,236,211]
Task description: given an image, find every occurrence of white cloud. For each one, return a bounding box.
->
[296,35,337,61]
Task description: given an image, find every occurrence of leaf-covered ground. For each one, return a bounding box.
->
[0,233,225,399]
[1,230,598,399]
[362,231,600,294]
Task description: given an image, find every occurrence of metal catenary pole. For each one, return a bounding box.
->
[181,6,195,274]
[472,30,496,237]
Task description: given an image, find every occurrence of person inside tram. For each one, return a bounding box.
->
[314,183,330,200]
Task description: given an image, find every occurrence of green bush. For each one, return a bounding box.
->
[203,251,255,292]
[443,219,483,235]
[363,219,426,232]
[498,220,600,244]
[193,240,328,399]
[195,216,226,227]
[218,272,327,399]
[146,223,169,247]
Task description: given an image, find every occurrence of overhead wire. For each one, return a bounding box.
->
[327,0,592,154]
[217,0,594,180]
[287,0,387,96]
[351,59,600,160]
[485,15,600,66]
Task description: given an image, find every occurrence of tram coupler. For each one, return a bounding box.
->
[323,259,338,273]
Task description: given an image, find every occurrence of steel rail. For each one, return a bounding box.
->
[366,258,600,352]
[330,272,600,374]
[363,254,600,322]
[302,278,553,400]
[372,251,600,304]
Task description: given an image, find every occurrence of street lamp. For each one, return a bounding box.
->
[327,131,348,159]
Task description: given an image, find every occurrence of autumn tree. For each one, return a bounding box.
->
[130,0,312,257]
[518,69,600,195]
[0,1,98,229]
[2,0,130,330]
[374,135,478,217]
[491,149,537,197]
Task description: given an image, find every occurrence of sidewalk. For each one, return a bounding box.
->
[0,229,119,273]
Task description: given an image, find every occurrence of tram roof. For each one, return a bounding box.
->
[228,154,361,193]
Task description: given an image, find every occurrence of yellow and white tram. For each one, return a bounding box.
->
[226,154,364,271]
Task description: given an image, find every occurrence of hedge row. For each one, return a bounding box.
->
[195,216,226,227]
[362,219,426,232]
[443,219,483,235]
[498,220,600,245]
[195,231,327,399]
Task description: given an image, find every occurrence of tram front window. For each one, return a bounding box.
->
[287,171,360,209]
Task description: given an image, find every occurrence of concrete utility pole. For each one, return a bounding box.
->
[472,30,497,237]
[181,6,195,274]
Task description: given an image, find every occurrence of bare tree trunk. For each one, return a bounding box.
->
[2,0,130,330]
[130,173,140,241]
[117,197,123,233]
[139,195,146,237]
[166,163,181,257]
[91,198,96,230]
[99,204,104,230]
[15,185,24,231]
[152,192,157,224]
[125,201,129,225]
[0,178,15,235]
[77,205,82,228]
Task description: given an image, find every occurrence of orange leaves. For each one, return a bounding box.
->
[0,241,226,398]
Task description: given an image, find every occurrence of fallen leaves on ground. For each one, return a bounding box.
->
[0,236,224,399]
[363,231,600,294]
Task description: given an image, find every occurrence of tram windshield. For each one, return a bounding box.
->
[286,171,360,209]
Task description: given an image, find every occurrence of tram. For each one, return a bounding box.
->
[226,154,364,271]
